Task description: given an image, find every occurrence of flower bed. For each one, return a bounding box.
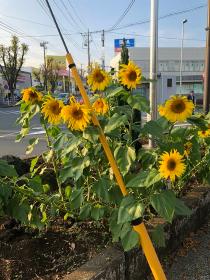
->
[1,61,210,278]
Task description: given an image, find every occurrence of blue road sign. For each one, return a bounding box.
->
[114,38,135,50]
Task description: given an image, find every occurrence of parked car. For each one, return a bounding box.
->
[57,92,69,105]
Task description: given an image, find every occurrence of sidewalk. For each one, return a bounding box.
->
[166,217,210,280]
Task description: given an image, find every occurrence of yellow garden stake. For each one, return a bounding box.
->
[44,1,167,279]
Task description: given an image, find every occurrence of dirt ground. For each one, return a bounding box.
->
[0,219,110,280]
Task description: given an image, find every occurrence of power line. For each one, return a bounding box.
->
[0,13,55,28]
[110,0,135,30]
[110,31,206,42]
[108,3,207,31]
[66,0,87,31]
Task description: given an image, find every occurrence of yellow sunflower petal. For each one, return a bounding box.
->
[118,61,142,90]
[92,98,109,115]
[87,67,111,92]
[41,96,64,125]
[198,129,210,138]
[159,149,186,181]
[163,95,194,122]
[22,87,42,104]
[61,99,91,131]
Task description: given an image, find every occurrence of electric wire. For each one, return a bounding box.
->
[110,0,135,30]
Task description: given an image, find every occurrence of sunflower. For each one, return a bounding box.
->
[22,87,42,104]
[158,104,166,117]
[163,95,194,122]
[118,61,142,90]
[41,96,64,125]
[184,141,192,157]
[92,98,109,115]
[198,129,210,138]
[159,150,186,181]
[61,97,91,131]
[87,67,111,92]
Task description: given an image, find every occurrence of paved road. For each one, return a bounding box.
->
[166,217,210,280]
[0,106,47,158]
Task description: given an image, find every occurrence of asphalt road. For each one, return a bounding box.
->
[0,106,47,158]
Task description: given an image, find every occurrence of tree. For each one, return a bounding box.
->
[120,38,129,65]
[0,36,28,100]
[33,58,61,93]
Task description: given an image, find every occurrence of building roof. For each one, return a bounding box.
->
[129,47,205,61]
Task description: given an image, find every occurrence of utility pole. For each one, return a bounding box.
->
[40,41,48,91]
[204,0,210,114]
[180,19,188,94]
[101,29,105,70]
[87,29,91,72]
[148,0,158,148]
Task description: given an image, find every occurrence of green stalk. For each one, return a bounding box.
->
[42,119,64,203]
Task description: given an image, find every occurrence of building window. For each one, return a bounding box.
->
[167,78,172,87]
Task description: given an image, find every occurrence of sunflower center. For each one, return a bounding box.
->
[93,71,105,83]
[127,70,137,81]
[167,159,176,171]
[30,92,38,99]
[50,103,61,115]
[170,100,186,114]
[72,108,83,120]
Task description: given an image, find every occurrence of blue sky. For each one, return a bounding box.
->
[0,0,207,68]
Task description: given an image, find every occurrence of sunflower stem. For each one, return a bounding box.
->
[41,118,65,204]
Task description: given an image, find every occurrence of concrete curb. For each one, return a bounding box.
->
[63,185,210,280]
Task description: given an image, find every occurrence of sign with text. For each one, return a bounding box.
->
[114,38,135,52]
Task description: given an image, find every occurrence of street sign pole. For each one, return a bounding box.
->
[148,0,158,148]
[204,0,210,114]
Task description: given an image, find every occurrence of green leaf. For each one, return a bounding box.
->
[106,86,126,98]
[174,198,192,216]
[114,145,136,176]
[79,204,91,219]
[54,133,68,150]
[143,120,164,138]
[83,126,100,143]
[26,137,39,155]
[65,186,72,199]
[0,160,17,177]
[30,156,39,173]
[138,150,157,169]
[150,190,176,223]
[120,223,139,251]
[118,196,144,224]
[126,171,149,188]
[70,188,84,209]
[0,183,12,204]
[91,204,105,220]
[145,169,162,187]
[60,157,90,182]
[187,116,208,129]
[104,113,128,134]
[127,94,149,113]
[190,137,201,162]
[28,176,43,193]
[151,224,166,248]
[92,177,111,202]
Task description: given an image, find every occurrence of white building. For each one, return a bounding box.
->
[110,47,205,99]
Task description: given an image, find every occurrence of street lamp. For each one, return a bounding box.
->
[180,19,188,94]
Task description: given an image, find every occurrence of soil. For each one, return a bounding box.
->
[0,219,110,280]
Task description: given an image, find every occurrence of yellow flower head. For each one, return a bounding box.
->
[158,104,166,117]
[163,95,194,122]
[184,141,192,157]
[159,150,186,181]
[22,87,42,104]
[198,129,210,138]
[41,96,64,125]
[118,61,142,90]
[61,97,91,131]
[87,67,111,92]
[92,98,109,115]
